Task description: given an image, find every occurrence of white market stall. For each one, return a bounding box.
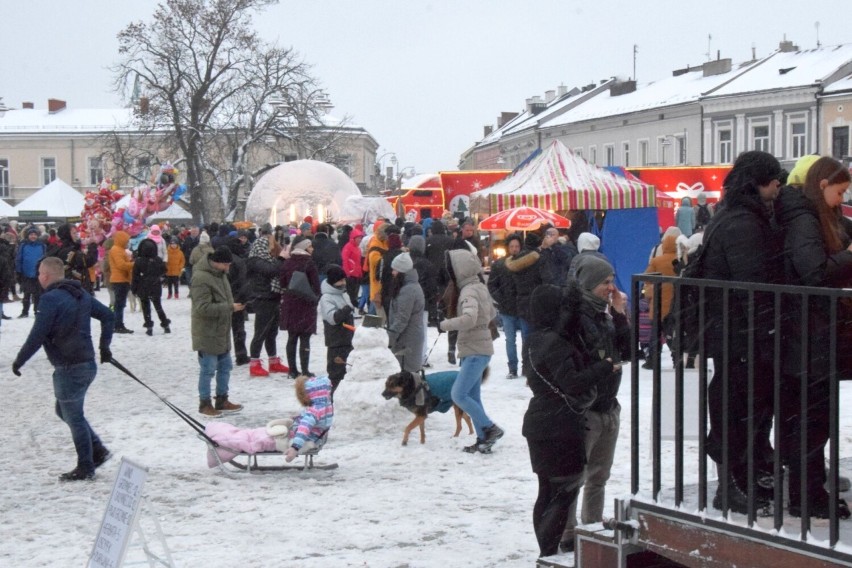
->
[14,178,84,221]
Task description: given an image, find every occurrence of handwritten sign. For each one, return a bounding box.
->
[88,458,148,568]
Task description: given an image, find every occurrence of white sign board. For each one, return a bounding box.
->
[88,457,148,568]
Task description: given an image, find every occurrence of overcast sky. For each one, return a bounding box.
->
[1,0,849,174]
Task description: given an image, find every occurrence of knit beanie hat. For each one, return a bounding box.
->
[387,233,403,250]
[199,231,211,244]
[574,254,614,291]
[292,237,312,252]
[391,252,414,273]
[787,154,821,187]
[577,232,601,253]
[259,222,273,235]
[209,245,233,263]
[325,264,346,285]
[408,235,426,255]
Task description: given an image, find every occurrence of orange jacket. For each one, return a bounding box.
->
[644,234,678,319]
[165,244,186,277]
[366,233,389,301]
[108,231,134,284]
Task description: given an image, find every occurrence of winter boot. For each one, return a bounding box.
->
[175,291,179,299]
[214,395,243,414]
[268,356,290,374]
[448,351,456,365]
[234,354,250,366]
[161,319,171,334]
[483,423,505,445]
[249,358,269,377]
[198,399,222,417]
[167,293,172,299]
[93,445,112,469]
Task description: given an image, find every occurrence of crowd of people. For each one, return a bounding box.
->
[3,150,851,559]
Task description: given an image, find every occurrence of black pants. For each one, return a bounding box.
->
[139,294,169,329]
[249,299,280,358]
[165,276,180,295]
[20,276,41,315]
[286,332,312,375]
[112,283,130,328]
[707,356,774,482]
[527,438,586,557]
[780,373,830,504]
[345,276,360,307]
[232,309,247,362]
[327,344,353,396]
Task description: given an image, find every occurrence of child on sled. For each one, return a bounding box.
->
[267,375,334,462]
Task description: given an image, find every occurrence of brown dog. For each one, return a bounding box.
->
[382,368,488,445]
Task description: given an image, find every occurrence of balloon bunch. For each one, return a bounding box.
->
[77,179,124,245]
[107,163,187,238]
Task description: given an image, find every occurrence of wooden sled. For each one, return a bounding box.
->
[201,431,338,476]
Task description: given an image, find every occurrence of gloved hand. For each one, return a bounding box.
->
[333,305,354,324]
[100,348,112,364]
[12,362,21,377]
[285,447,298,463]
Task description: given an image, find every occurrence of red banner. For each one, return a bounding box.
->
[440,170,510,218]
[629,166,731,229]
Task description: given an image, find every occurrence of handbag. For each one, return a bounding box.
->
[287,270,317,302]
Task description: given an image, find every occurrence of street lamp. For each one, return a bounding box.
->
[375,151,397,191]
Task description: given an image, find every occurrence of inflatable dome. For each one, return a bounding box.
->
[244,160,362,226]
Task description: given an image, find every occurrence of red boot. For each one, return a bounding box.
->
[268,356,290,374]
[249,358,269,377]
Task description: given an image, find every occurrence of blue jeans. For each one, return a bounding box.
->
[451,354,494,440]
[500,313,524,374]
[358,283,370,310]
[112,282,130,328]
[198,351,233,400]
[53,361,102,473]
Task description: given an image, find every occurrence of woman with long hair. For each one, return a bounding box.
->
[776,155,852,519]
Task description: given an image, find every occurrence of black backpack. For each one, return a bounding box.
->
[695,204,712,229]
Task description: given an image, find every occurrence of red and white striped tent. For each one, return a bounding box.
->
[470,140,656,213]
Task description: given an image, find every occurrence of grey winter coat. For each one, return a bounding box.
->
[319,279,355,348]
[440,249,496,358]
[387,269,425,373]
[190,254,234,355]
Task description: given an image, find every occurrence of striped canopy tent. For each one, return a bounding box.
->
[470,140,655,213]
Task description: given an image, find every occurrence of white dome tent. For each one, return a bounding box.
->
[244,160,362,227]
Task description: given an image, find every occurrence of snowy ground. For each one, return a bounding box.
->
[1,288,851,567]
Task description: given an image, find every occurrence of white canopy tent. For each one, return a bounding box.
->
[0,198,16,217]
[14,179,84,219]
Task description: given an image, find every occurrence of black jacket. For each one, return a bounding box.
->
[701,195,784,360]
[411,251,439,308]
[486,258,518,316]
[245,255,282,303]
[131,239,165,298]
[311,233,342,275]
[504,249,546,321]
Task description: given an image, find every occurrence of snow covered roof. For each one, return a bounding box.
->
[544,61,760,127]
[0,108,136,133]
[15,178,84,217]
[824,72,852,94]
[0,198,16,216]
[149,200,192,220]
[709,43,852,97]
[477,110,530,146]
[399,173,441,189]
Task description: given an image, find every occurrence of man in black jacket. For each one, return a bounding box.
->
[701,150,785,515]
[504,233,547,377]
[311,224,342,282]
[487,233,523,378]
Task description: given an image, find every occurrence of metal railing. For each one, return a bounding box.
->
[631,273,852,549]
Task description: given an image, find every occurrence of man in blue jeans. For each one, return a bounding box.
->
[191,245,245,417]
[12,256,114,481]
[487,233,526,379]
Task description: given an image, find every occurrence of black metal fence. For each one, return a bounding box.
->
[631,273,852,548]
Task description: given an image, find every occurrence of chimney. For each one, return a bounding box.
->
[545,89,556,103]
[497,111,518,127]
[139,96,149,115]
[22,102,34,109]
[557,84,568,97]
[484,125,493,138]
[609,80,637,97]
[526,96,546,115]
[48,98,66,113]
[778,38,799,52]
[702,57,732,77]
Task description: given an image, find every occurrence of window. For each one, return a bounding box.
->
[136,157,151,182]
[791,122,807,158]
[41,157,56,186]
[88,157,104,186]
[573,148,583,160]
[0,159,8,198]
[832,126,850,160]
[589,146,597,165]
[604,145,614,167]
[639,140,649,166]
[718,129,732,163]
[752,124,770,152]
[622,142,630,167]
[676,135,687,165]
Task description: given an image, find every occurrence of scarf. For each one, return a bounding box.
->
[581,287,609,314]
[249,236,282,294]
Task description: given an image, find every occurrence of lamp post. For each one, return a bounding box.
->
[375,151,397,192]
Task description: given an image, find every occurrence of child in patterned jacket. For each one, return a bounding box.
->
[267,375,334,462]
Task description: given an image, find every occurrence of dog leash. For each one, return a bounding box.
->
[423,334,441,366]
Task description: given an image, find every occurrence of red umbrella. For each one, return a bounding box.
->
[479,206,571,231]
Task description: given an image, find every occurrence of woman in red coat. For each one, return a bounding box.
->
[279,236,321,378]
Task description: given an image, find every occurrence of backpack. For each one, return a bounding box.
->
[363,246,384,280]
[695,203,712,229]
